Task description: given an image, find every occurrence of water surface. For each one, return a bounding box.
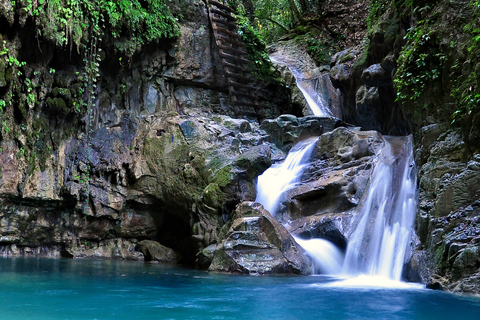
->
[0,258,479,320]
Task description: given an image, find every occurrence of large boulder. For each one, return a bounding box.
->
[287,213,350,251]
[274,127,383,222]
[136,240,179,263]
[208,202,313,275]
[260,114,346,151]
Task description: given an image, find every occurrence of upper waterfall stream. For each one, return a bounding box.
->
[269,54,341,118]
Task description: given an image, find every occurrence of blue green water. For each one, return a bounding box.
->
[1,258,480,320]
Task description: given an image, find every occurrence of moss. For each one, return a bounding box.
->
[0,59,6,87]
[202,183,226,209]
[212,165,233,188]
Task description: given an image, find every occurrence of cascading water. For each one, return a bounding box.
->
[260,51,418,284]
[293,236,344,275]
[269,55,340,118]
[255,137,345,274]
[255,133,418,282]
[255,137,318,216]
[342,135,417,281]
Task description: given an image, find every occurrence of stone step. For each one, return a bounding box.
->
[228,79,256,90]
[218,44,247,56]
[216,34,244,47]
[211,17,236,29]
[208,0,234,12]
[210,8,236,20]
[213,26,242,40]
[220,51,251,64]
[223,60,250,73]
[225,70,252,83]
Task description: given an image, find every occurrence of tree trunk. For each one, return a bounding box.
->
[287,0,306,24]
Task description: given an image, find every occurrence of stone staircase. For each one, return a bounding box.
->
[206,0,263,120]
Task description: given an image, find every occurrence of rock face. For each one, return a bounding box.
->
[208,202,313,274]
[330,49,407,136]
[277,127,382,221]
[136,240,179,263]
[0,0,293,264]
[410,127,480,294]
[259,114,347,151]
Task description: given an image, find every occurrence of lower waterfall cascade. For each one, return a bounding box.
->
[255,133,418,284]
[341,135,417,281]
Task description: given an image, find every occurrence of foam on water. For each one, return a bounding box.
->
[322,275,425,290]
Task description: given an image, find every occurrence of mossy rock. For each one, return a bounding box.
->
[0,59,6,87]
[201,183,226,210]
[212,165,233,188]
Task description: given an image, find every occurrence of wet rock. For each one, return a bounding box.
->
[355,85,381,129]
[209,202,313,274]
[136,240,179,263]
[287,213,351,250]
[404,250,433,284]
[276,127,381,221]
[361,63,393,86]
[260,114,344,151]
[66,238,144,261]
[330,64,352,91]
[331,48,361,67]
[195,243,217,269]
[0,244,64,258]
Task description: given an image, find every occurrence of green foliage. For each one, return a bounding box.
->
[235,8,281,81]
[228,0,294,43]
[394,21,446,104]
[16,0,179,56]
[2,120,9,134]
[366,0,390,30]
[303,32,335,65]
[450,1,480,124]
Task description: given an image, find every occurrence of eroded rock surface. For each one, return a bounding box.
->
[208,202,313,274]
[275,127,383,223]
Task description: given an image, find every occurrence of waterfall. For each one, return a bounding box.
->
[256,137,345,274]
[255,133,417,281]
[342,135,417,281]
[293,236,344,275]
[255,137,318,216]
[269,55,340,118]
[295,77,332,117]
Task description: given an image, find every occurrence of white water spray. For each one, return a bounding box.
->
[294,237,344,275]
[269,55,338,118]
[342,135,417,281]
[255,137,318,216]
[255,132,418,282]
